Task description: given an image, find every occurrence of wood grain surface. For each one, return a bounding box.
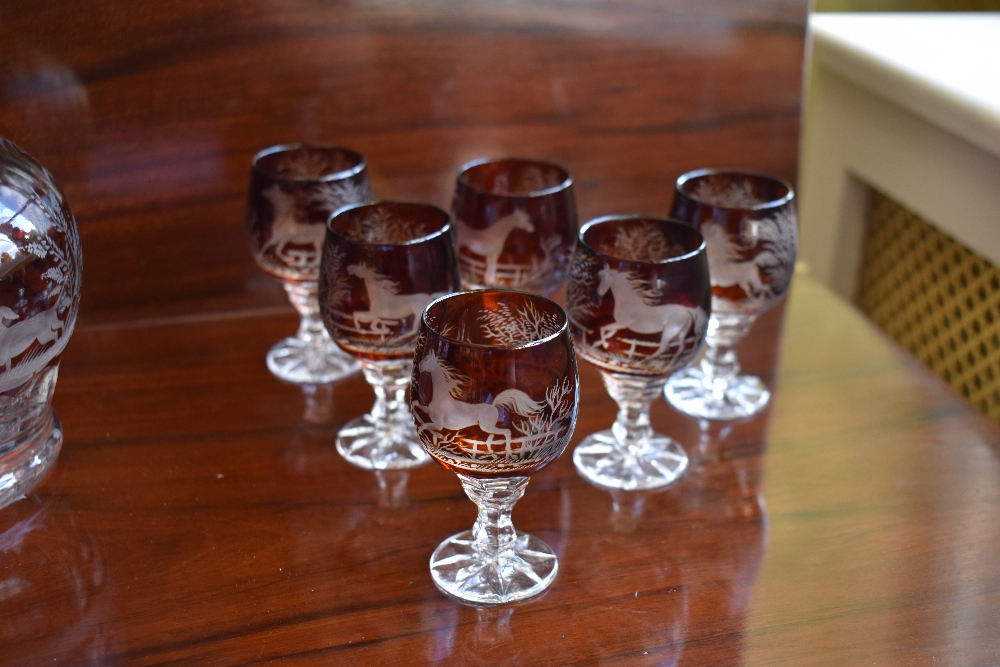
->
[0,0,805,325]
[3,1,999,665]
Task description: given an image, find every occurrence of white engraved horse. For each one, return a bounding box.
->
[596,265,707,359]
[0,302,65,371]
[260,184,326,265]
[454,210,535,284]
[347,264,443,334]
[702,224,770,300]
[415,351,543,457]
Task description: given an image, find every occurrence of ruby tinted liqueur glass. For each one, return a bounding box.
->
[246,144,373,384]
[451,157,577,295]
[320,201,459,470]
[411,290,578,604]
[664,169,797,420]
[567,216,710,490]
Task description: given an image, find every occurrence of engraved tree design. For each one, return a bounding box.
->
[750,207,797,298]
[517,165,553,193]
[692,179,761,208]
[353,207,417,245]
[320,246,350,308]
[309,179,374,215]
[567,250,601,321]
[277,150,354,180]
[512,375,576,460]
[486,164,563,195]
[612,223,677,263]
[479,301,561,345]
[517,234,566,288]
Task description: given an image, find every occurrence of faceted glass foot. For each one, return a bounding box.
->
[573,429,688,491]
[0,413,62,510]
[429,475,559,605]
[430,529,557,605]
[665,365,770,420]
[335,413,430,470]
[266,335,359,385]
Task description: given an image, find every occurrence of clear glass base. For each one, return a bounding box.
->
[266,333,359,385]
[430,475,557,605]
[665,365,770,420]
[267,280,360,385]
[431,529,557,605]
[335,360,430,470]
[573,429,688,491]
[664,312,770,420]
[336,413,429,470]
[572,372,689,491]
[0,411,61,510]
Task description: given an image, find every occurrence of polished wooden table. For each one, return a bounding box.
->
[3,1,1000,665]
[7,276,1000,665]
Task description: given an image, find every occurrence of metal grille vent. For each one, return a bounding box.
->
[855,190,1000,423]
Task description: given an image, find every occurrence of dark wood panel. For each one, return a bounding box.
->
[0,0,806,325]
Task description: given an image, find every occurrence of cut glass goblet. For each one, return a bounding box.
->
[451,157,577,295]
[567,216,710,490]
[411,290,579,604]
[320,201,459,470]
[664,169,798,420]
[246,144,372,384]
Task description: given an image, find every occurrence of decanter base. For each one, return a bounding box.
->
[0,412,62,510]
[665,366,770,420]
[266,335,359,385]
[430,529,558,605]
[335,413,430,470]
[573,430,688,491]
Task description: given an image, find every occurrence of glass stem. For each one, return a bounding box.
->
[283,281,328,344]
[458,475,529,562]
[699,311,756,395]
[602,372,665,452]
[702,343,740,380]
[361,359,412,429]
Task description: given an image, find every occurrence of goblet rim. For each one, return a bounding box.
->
[421,288,569,350]
[326,200,453,247]
[456,156,573,198]
[251,143,367,183]
[675,167,794,210]
[578,214,706,265]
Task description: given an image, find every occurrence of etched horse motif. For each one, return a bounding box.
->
[596,265,707,359]
[454,210,535,283]
[702,224,771,300]
[0,302,65,371]
[347,264,443,335]
[260,184,326,266]
[415,352,543,457]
